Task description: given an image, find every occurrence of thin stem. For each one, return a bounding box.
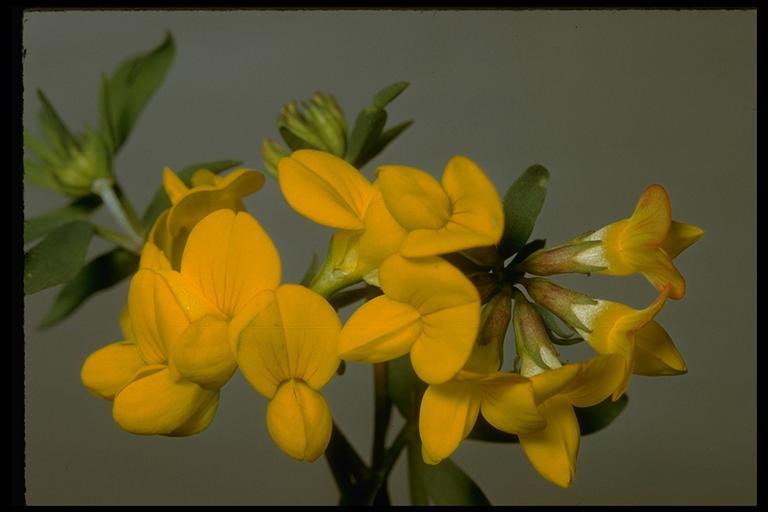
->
[324,422,368,497]
[113,182,145,237]
[92,179,144,248]
[93,224,142,254]
[371,362,391,468]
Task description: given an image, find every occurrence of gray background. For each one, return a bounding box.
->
[22,10,756,505]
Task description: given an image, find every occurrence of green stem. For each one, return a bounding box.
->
[328,285,380,311]
[93,224,142,254]
[92,179,144,248]
[324,422,368,498]
[113,182,144,237]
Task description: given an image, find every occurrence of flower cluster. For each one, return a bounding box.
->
[81,149,702,489]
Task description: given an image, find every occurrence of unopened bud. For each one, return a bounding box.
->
[262,138,290,178]
[277,93,347,157]
[55,128,112,197]
[523,278,596,333]
[519,240,605,276]
[467,272,498,303]
[512,289,561,376]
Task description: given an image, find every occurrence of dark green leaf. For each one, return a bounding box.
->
[24,195,102,245]
[410,442,490,506]
[347,107,387,168]
[141,159,242,230]
[512,238,546,264]
[39,248,139,329]
[372,81,410,109]
[575,395,629,435]
[37,90,78,157]
[100,32,176,153]
[24,221,94,295]
[387,355,425,420]
[355,119,413,170]
[500,165,550,258]
[468,395,629,443]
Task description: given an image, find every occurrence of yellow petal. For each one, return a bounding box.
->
[278,150,371,230]
[181,210,281,317]
[128,269,191,364]
[266,379,333,462]
[119,305,134,341]
[477,373,545,434]
[400,224,500,259]
[139,242,172,272]
[163,167,189,205]
[338,295,422,363]
[234,285,341,397]
[562,354,626,408]
[81,341,145,400]
[410,302,481,384]
[519,397,579,488]
[622,184,672,248]
[158,270,222,322]
[441,155,504,247]
[379,255,480,384]
[377,165,452,230]
[418,382,480,465]
[171,315,237,390]
[662,221,704,259]
[625,249,686,299]
[380,254,479,317]
[230,290,282,398]
[166,169,265,238]
[190,168,218,187]
[113,366,219,436]
[633,321,687,376]
[352,183,407,276]
[528,364,582,404]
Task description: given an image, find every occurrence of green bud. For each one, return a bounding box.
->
[277,93,347,157]
[54,128,112,196]
[465,286,512,373]
[261,138,290,178]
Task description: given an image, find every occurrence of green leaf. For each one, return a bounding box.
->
[575,395,629,435]
[387,355,425,420]
[141,159,242,230]
[36,90,78,157]
[468,395,629,443]
[500,165,550,258]
[24,195,102,245]
[39,248,139,329]
[409,439,490,506]
[356,119,413,170]
[347,106,387,168]
[372,81,410,109]
[100,32,176,153]
[24,221,94,295]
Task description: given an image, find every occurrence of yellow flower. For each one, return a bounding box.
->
[376,156,504,258]
[150,166,265,269]
[229,284,341,461]
[277,150,406,292]
[418,328,544,465]
[518,354,625,488]
[338,254,480,384]
[573,184,702,299]
[525,278,687,401]
[81,208,282,435]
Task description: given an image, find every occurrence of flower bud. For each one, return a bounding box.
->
[261,138,290,178]
[54,128,112,197]
[277,93,347,157]
[523,278,597,333]
[512,289,561,376]
[518,240,605,276]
